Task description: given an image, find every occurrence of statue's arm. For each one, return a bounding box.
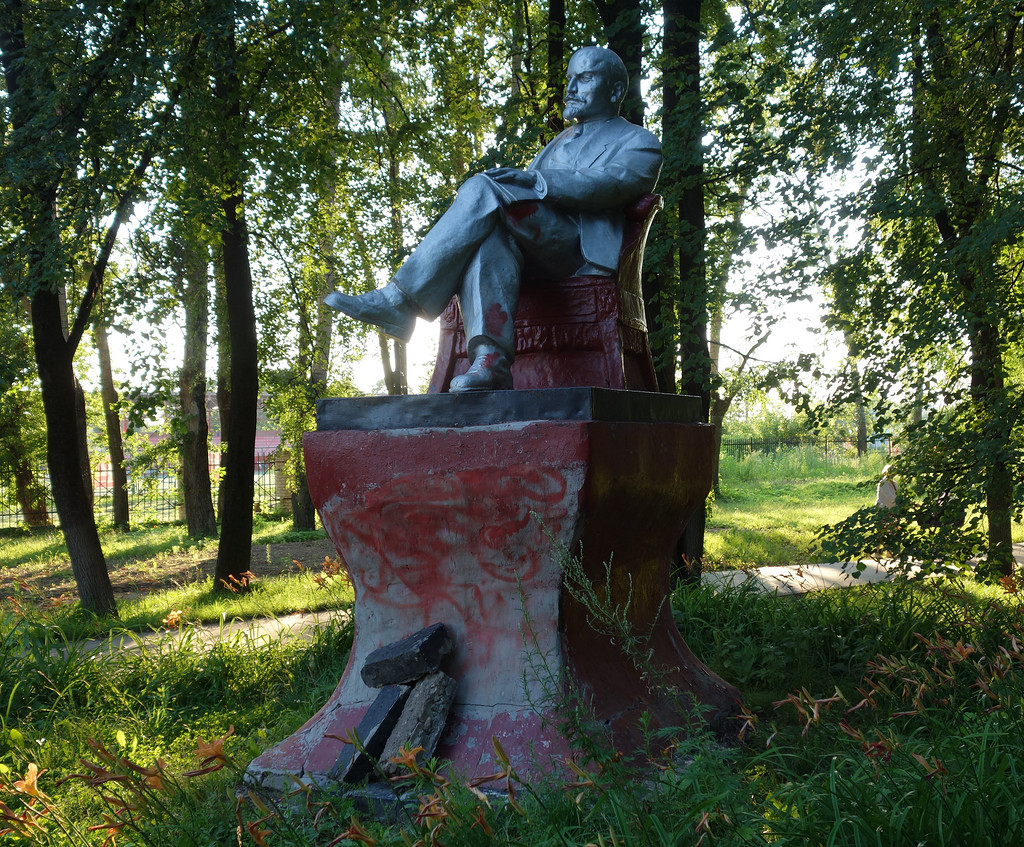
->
[536,133,663,212]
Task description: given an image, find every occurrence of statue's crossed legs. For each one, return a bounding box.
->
[326,174,592,391]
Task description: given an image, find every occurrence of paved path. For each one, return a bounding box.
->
[701,560,895,595]
[704,541,1024,596]
[76,543,1024,655]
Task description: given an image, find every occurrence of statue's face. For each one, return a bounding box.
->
[563,50,623,123]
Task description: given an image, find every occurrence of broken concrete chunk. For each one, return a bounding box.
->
[345,783,416,825]
[328,684,410,785]
[361,623,455,688]
[380,671,458,777]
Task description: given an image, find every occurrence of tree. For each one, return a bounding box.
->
[657,0,712,579]
[0,0,189,615]
[207,1,259,590]
[93,296,130,529]
[0,302,49,527]
[800,0,1024,574]
[175,223,218,538]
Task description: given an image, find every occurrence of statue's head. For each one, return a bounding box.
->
[563,47,628,124]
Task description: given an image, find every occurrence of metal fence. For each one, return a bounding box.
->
[0,451,291,531]
[720,434,894,461]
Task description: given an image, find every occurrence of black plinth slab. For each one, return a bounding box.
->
[316,387,701,432]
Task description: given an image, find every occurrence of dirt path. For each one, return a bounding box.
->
[4,537,340,604]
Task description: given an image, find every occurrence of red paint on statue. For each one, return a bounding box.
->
[503,203,542,241]
[482,303,509,339]
[504,202,538,222]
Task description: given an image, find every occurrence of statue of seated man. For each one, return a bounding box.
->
[326,46,663,392]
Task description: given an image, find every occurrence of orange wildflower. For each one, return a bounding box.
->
[389,745,425,774]
[13,764,46,799]
[470,805,493,836]
[326,816,377,846]
[196,726,235,765]
[246,814,275,846]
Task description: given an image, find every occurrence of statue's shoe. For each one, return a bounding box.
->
[324,285,417,343]
[450,351,513,392]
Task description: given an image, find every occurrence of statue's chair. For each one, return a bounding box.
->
[428,193,663,393]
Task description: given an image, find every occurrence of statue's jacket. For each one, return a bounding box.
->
[498,116,663,273]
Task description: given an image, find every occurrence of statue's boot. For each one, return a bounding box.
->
[325,284,418,343]
[450,343,513,392]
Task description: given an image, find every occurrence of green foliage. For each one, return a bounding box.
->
[746,589,1024,845]
[789,0,1024,565]
[0,295,48,528]
[818,400,1024,578]
[722,395,815,443]
[707,450,887,569]
[261,371,356,496]
[0,612,355,845]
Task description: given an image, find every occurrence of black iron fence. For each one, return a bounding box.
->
[720,434,894,461]
[0,451,290,531]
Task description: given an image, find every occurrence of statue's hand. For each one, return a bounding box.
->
[485,168,538,189]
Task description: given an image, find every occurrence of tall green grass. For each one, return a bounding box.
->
[707,449,887,570]
[719,445,888,483]
[4,575,1024,846]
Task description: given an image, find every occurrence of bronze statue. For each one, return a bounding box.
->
[326,46,663,391]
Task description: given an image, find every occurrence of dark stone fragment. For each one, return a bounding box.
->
[361,623,455,688]
[344,783,415,825]
[380,671,458,777]
[328,684,410,785]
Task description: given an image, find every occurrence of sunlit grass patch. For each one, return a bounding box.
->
[707,473,880,569]
[117,568,354,632]
[0,517,328,572]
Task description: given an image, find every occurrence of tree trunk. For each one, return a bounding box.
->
[968,312,1014,575]
[94,311,130,528]
[212,13,257,590]
[31,288,116,616]
[643,254,679,393]
[378,335,409,395]
[663,0,709,583]
[291,229,337,531]
[710,395,729,497]
[854,382,868,456]
[215,243,231,516]
[13,457,50,527]
[178,231,217,537]
[213,189,258,589]
[546,0,565,134]
[593,0,646,125]
[73,376,93,508]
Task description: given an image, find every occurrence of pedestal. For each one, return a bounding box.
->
[246,389,739,789]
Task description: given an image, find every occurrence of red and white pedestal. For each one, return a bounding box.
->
[246,389,739,789]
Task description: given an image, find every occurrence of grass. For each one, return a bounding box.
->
[706,447,1024,571]
[4,576,1024,845]
[0,515,326,571]
[113,568,354,633]
[705,448,888,570]
[1,516,341,639]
